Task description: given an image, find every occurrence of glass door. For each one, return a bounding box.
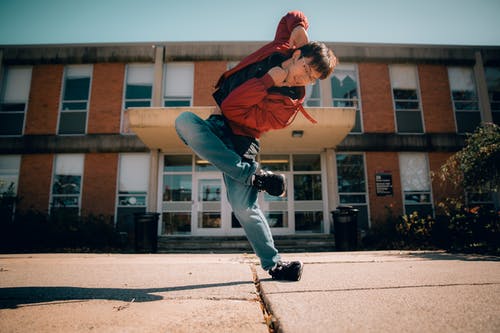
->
[193,172,230,235]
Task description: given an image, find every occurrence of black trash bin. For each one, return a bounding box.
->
[332,205,359,251]
[134,212,160,253]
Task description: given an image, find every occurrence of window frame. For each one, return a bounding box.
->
[399,152,434,217]
[330,63,363,133]
[448,66,481,134]
[335,152,370,231]
[389,64,425,134]
[49,154,85,217]
[58,65,93,135]
[162,62,194,107]
[0,66,32,136]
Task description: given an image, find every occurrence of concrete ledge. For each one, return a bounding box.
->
[0,134,148,154]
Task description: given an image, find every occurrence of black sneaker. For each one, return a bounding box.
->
[252,170,286,197]
[268,261,303,281]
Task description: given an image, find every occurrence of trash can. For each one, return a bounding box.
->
[332,205,359,251]
[134,212,160,253]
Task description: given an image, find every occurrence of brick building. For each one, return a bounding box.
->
[0,42,499,244]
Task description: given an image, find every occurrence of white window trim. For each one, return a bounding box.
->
[57,65,93,136]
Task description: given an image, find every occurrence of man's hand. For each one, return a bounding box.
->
[267,66,289,87]
[289,25,309,49]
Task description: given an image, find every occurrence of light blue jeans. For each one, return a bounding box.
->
[175,112,280,270]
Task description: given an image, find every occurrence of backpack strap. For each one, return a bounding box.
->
[298,105,317,124]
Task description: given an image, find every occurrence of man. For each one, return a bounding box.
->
[175,11,337,281]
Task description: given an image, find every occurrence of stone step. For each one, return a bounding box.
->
[157,235,336,253]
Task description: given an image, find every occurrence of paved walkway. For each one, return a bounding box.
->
[0,251,499,332]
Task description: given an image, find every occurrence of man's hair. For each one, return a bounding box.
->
[298,41,338,80]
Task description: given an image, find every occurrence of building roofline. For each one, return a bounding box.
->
[1,41,499,65]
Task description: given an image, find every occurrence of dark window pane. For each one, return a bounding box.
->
[64,77,90,100]
[0,103,25,112]
[293,154,321,171]
[164,100,190,107]
[336,154,365,193]
[126,85,152,99]
[456,112,481,133]
[393,89,417,100]
[125,100,151,108]
[395,101,420,110]
[396,111,424,133]
[62,102,87,110]
[452,90,477,101]
[0,113,24,135]
[294,174,322,200]
[162,212,191,234]
[58,112,86,134]
[163,155,192,172]
[295,211,323,233]
[454,101,479,111]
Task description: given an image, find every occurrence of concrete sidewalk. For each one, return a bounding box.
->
[0,251,499,333]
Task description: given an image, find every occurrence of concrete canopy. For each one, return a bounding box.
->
[126,107,355,153]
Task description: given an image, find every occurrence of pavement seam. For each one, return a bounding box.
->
[250,263,279,333]
[264,281,500,295]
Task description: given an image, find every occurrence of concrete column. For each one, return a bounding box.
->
[147,45,164,212]
[324,148,338,234]
[474,51,492,123]
[147,149,160,212]
[320,76,332,107]
[152,45,164,107]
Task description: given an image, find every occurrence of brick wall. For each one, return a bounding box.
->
[88,63,125,134]
[25,65,63,134]
[81,153,118,217]
[17,154,54,213]
[365,152,403,225]
[358,63,395,133]
[193,61,227,106]
[418,65,456,133]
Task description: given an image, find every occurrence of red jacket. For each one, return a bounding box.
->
[217,11,316,138]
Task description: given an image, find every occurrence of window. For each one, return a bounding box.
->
[485,66,500,125]
[448,67,481,133]
[305,80,321,106]
[0,155,21,221]
[59,65,92,135]
[0,67,32,136]
[124,64,153,108]
[292,154,323,233]
[163,63,193,107]
[50,154,84,218]
[336,153,369,231]
[331,64,362,133]
[162,155,192,234]
[122,64,154,133]
[116,153,149,234]
[390,65,424,133]
[260,155,290,229]
[399,153,433,217]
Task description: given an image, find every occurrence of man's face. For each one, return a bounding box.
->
[284,56,322,87]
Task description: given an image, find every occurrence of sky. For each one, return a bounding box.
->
[0,0,499,46]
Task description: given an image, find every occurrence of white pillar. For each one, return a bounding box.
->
[147,45,164,212]
[474,51,492,123]
[324,148,338,234]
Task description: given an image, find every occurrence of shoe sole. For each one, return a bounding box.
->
[295,261,304,281]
